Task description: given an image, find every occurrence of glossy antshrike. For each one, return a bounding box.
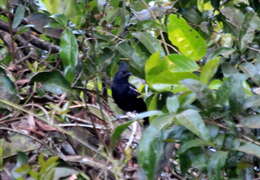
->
[111,61,148,125]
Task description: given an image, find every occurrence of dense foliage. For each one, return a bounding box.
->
[0,0,260,179]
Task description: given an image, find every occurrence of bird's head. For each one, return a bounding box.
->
[114,70,132,83]
[113,61,132,83]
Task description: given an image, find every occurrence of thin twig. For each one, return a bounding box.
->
[248,46,260,53]
[57,123,107,129]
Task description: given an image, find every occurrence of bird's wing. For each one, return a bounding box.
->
[128,84,141,97]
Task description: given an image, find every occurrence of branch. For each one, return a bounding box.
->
[0,20,59,53]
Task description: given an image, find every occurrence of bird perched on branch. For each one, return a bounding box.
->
[111,61,148,125]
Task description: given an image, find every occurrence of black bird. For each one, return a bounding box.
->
[111,61,148,125]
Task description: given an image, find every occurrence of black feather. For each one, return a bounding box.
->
[111,62,148,125]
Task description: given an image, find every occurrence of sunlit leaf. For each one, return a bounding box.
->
[200,57,220,84]
[167,14,207,60]
[208,79,222,90]
[197,0,213,12]
[0,0,7,8]
[165,54,199,72]
[39,0,80,25]
[145,53,199,87]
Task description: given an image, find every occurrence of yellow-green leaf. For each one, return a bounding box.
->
[200,57,220,84]
[167,14,207,60]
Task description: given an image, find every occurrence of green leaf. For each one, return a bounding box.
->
[165,54,199,72]
[50,14,68,27]
[243,95,260,109]
[200,57,220,84]
[38,154,45,167]
[30,71,72,95]
[239,115,260,129]
[132,32,165,56]
[138,126,162,180]
[178,139,209,153]
[197,0,213,12]
[145,53,199,87]
[44,156,59,169]
[0,135,40,159]
[60,29,79,83]
[208,79,222,90]
[166,95,179,113]
[239,11,260,52]
[12,5,25,29]
[116,41,148,72]
[17,152,28,165]
[134,110,163,120]
[0,0,7,8]
[220,6,245,28]
[12,152,30,178]
[137,121,173,180]
[145,52,167,77]
[150,83,189,93]
[235,142,260,158]
[138,115,174,179]
[53,167,78,180]
[149,71,198,85]
[207,47,235,59]
[111,0,119,7]
[179,92,196,107]
[175,109,210,141]
[148,94,158,111]
[228,75,246,114]
[29,170,39,179]
[182,79,214,107]
[0,68,19,109]
[167,14,207,60]
[39,0,79,25]
[111,120,134,147]
[15,164,31,173]
[208,151,228,179]
[240,62,260,86]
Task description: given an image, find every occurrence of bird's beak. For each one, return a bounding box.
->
[126,72,132,77]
